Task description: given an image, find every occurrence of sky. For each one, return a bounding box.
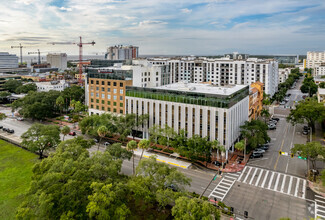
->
[0,0,325,56]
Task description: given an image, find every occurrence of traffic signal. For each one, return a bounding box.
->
[298,155,307,160]
[230,207,234,213]
[213,174,218,181]
[279,151,282,155]
[291,153,294,158]
[218,170,222,175]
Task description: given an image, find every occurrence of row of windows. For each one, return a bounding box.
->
[90,87,123,94]
[90,80,123,87]
[90,105,123,114]
[90,93,123,100]
[90,99,123,107]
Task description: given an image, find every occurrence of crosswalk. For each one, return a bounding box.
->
[315,194,325,219]
[237,166,306,199]
[209,172,240,201]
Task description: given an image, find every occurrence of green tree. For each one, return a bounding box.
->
[56,95,65,115]
[301,77,318,97]
[15,83,37,94]
[240,119,269,151]
[59,136,95,149]
[149,124,162,145]
[106,143,132,160]
[21,123,61,159]
[291,142,325,171]
[172,196,220,220]
[287,98,325,136]
[126,140,138,175]
[261,108,270,123]
[61,85,85,104]
[61,125,70,141]
[0,91,11,98]
[319,82,325,89]
[0,112,6,121]
[321,170,325,187]
[3,79,22,93]
[97,125,108,151]
[235,140,246,162]
[138,139,150,162]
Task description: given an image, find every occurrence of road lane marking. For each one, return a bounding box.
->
[237,166,247,182]
[225,176,238,180]
[280,175,286,193]
[268,172,275,189]
[255,169,263,186]
[243,167,252,183]
[294,178,299,197]
[287,176,293,195]
[249,168,258,185]
[261,170,269,188]
[302,180,306,199]
[274,124,289,171]
[227,173,240,177]
[274,173,281,191]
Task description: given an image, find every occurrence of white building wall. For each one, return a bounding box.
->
[0,52,19,68]
[46,53,67,70]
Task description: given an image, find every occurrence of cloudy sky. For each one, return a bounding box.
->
[0,0,324,56]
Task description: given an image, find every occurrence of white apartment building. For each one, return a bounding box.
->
[125,82,249,158]
[36,80,69,92]
[0,52,18,69]
[131,60,170,88]
[146,57,278,96]
[305,51,325,69]
[106,45,139,60]
[46,53,67,70]
[315,65,325,76]
[278,68,291,83]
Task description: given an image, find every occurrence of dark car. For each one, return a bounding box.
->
[259,145,269,150]
[69,131,76,136]
[165,183,179,192]
[303,126,310,131]
[271,117,280,121]
[250,152,263,159]
[0,125,3,129]
[8,129,14,134]
[213,161,222,167]
[287,93,291,97]
[2,128,8,132]
[302,130,309,135]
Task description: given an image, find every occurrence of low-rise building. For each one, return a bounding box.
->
[249,82,264,121]
[125,82,249,157]
[278,68,291,83]
[317,88,325,104]
[36,80,69,92]
[315,64,325,76]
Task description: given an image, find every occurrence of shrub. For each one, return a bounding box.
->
[163,148,174,154]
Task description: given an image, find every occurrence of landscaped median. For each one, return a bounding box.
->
[0,140,38,220]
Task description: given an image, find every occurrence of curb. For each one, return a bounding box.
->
[143,155,188,169]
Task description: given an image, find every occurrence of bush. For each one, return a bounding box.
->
[163,148,174,154]
[53,121,59,124]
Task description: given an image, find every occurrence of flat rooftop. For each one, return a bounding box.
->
[157,82,248,96]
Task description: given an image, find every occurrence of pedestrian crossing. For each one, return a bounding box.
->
[315,194,325,219]
[209,172,240,201]
[237,166,306,199]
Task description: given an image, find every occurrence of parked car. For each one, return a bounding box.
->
[280,101,286,105]
[269,119,277,125]
[302,95,307,99]
[260,144,269,150]
[302,130,309,135]
[104,142,110,147]
[0,125,3,129]
[17,117,24,121]
[250,152,263,159]
[166,184,179,192]
[284,97,289,102]
[2,128,8,132]
[253,149,265,154]
[8,129,14,134]
[69,131,76,136]
[213,161,222,167]
[287,93,291,97]
[268,124,276,130]
[303,126,310,131]
[271,117,280,121]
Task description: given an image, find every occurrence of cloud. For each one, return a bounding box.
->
[59,7,72,12]
[180,8,192,14]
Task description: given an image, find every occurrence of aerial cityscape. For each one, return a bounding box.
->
[0,0,325,220]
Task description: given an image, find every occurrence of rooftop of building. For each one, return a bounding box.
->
[157,82,247,96]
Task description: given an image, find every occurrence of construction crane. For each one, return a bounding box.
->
[28,49,42,64]
[11,43,26,64]
[49,36,95,84]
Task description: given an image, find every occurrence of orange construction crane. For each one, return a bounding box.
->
[48,36,95,84]
[11,43,26,64]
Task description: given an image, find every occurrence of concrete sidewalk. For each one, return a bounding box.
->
[133,149,192,169]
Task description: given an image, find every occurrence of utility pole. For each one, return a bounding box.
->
[11,43,25,64]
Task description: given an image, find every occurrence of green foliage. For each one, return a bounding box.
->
[0,140,38,220]
[240,119,269,150]
[138,139,151,161]
[15,83,37,94]
[321,170,325,186]
[61,125,70,141]
[291,142,325,171]
[59,136,95,149]
[319,82,325,88]
[0,91,11,98]
[301,77,318,97]
[0,112,6,121]
[287,98,325,131]
[172,196,220,220]
[61,85,85,104]
[106,143,132,160]
[56,95,65,114]
[3,79,22,93]
[21,123,61,159]
[235,140,245,151]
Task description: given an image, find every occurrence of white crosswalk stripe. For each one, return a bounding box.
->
[209,172,241,202]
[237,166,306,199]
[315,194,325,220]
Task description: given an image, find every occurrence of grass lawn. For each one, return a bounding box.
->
[0,140,38,220]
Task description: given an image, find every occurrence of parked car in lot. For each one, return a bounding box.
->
[213,161,222,166]
[271,117,280,122]
[284,97,289,102]
[287,93,291,97]
[269,119,277,125]
[253,149,265,154]
[268,124,276,130]
[2,127,8,132]
[250,152,263,159]
[259,144,269,150]
[8,129,14,134]
[0,125,3,129]
[69,131,76,136]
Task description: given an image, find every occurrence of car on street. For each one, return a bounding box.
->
[268,124,276,130]
[0,125,3,129]
[271,117,280,121]
[280,101,286,105]
[287,93,291,97]
[284,97,289,102]
[303,126,310,131]
[269,119,277,124]
[69,131,76,136]
[302,130,309,135]
[253,149,265,154]
[2,127,8,132]
[250,152,263,159]
[213,161,222,166]
[17,117,24,121]
[8,129,14,134]
[259,144,269,150]
[104,142,110,147]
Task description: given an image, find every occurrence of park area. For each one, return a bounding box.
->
[0,140,37,219]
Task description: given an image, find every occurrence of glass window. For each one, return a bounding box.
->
[90,86,93,90]
[96,87,99,91]
[107,94,111,99]
[107,101,111,105]
[113,108,117,112]
[91,104,93,108]
[96,93,99,97]
[114,95,117,100]
[120,103,123,107]
[91,98,93,102]
[102,106,105,110]
[120,89,123,94]
[156,77,159,81]
[113,102,117,106]
[101,87,104,92]
[107,88,110,92]
[101,94,105,98]
[91,92,94,97]
[96,105,99,109]
[113,89,117,93]
[108,107,111,111]
[101,100,104,104]
[120,96,123,101]
[91,80,94,84]
[113,82,117,86]
[120,110,123,114]
[107,81,111,86]
[96,81,99,85]
[120,82,123,87]
[102,81,104,85]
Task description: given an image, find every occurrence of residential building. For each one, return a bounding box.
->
[0,52,18,69]
[317,88,325,104]
[146,56,278,96]
[125,82,249,157]
[36,80,69,92]
[46,53,67,70]
[106,45,139,60]
[314,76,325,85]
[249,82,264,121]
[305,51,325,69]
[86,69,133,115]
[278,68,291,83]
[315,64,325,76]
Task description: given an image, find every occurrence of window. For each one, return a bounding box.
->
[107,88,110,92]
[107,101,111,105]
[107,94,111,99]
[156,72,159,76]
[120,110,123,114]
[113,102,117,106]
[90,86,93,90]
[96,93,99,97]
[113,89,117,93]
[91,80,94,84]
[113,95,117,100]
[113,82,117,86]
[96,81,99,85]
[107,81,111,86]
[156,77,159,81]
[91,98,94,102]
[96,87,99,91]
[120,82,123,87]
[113,108,117,113]
[101,94,105,98]
[101,100,104,104]
[120,89,123,94]
[96,99,99,103]
[120,96,123,101]
[102,106,105,110]
[91,92,94,97]
[108,107,111,111]
[120,103,123,107]
[91,104,93,108]
[101,81,104,85]
[96,106,99,109]
[101,87,104,92]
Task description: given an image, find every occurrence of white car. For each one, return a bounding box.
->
[17,117,24,121]
[253,149,265,154]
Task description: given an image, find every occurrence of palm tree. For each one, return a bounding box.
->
[126,140,138,175]
[97,125,108,151]
[261,108,270,123]
[138,139,150,162]
[211,140,220,161]
[235,139,246,162]
[61,125,70,141]
[56,96,64,115]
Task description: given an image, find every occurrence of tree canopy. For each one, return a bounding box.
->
[3,79,22,93]
[240,119,269,151]
[291,142,325,170]
[15,83,37,94]
[300,76,318,97]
